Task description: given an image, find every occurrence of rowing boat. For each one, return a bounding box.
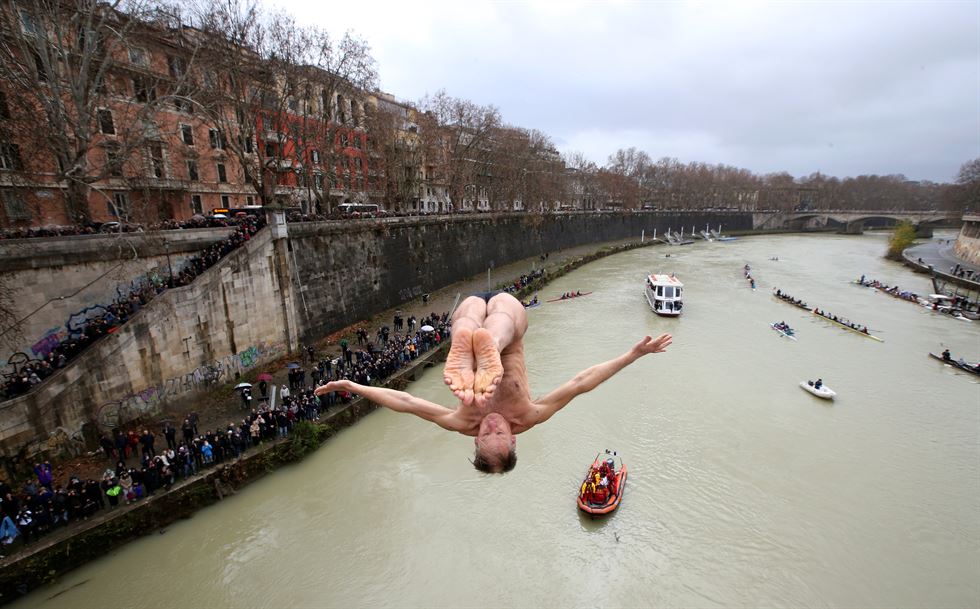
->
[928,353,980,376]
[770,323,798,341]
[772,293,812,311]
[811,311,884,342]
[547,291,593,303]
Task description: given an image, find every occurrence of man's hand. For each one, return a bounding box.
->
[631,334,672,357]
[314,380,351,396]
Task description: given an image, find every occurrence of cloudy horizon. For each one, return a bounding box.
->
[275,0,978,183]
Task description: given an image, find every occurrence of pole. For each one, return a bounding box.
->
[164,241,173,286]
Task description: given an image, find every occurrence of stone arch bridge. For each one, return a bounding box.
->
[752,210,958,237]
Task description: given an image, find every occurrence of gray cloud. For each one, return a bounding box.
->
[275,0,979,182]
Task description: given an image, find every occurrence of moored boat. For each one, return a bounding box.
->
[645,273,683,316]
[577,453,627,515]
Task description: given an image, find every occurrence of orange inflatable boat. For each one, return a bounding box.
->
[577,454,627,515]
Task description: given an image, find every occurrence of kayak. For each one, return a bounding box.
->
[577,457,627,515]
[800,381,836,399]
[547,291,593,303]
[928,353,980,376]
[770,323,798,341]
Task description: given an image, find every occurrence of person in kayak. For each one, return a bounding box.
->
[314,292,672,474]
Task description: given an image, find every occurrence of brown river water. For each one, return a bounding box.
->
[14,231,979,609]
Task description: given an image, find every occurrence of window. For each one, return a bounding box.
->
[246,196,255,206]
[220,195,230,207]
[311,149,320,163]
[128,47,148,66]
[288,98,298,112]
[217,163,227,183]
[19,10,39,37]
[353,136,361,149]
[340,133,349,147]
[190,194,202,215]
[109,192,129,217]
[173,97,192,113]
[98,109,115,134]
[264,142,276,158]
[0,143,22,170]
[167,55,186,78]
[105,144,122,177]
[0,91,8,120]
[241,135,253,154]
[149,144,165,178]
[180,124,194,146]
[1,190,30,221]
[133,77,155,103]
[31,51,46,81]
[187,160,198,181]
[209,129,225,150]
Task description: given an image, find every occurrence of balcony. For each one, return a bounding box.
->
[128,177,190,191]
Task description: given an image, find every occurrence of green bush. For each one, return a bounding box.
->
[887,221,917,260]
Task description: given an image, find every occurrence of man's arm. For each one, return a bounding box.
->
[314,380,463,432]
[532,334,672,425]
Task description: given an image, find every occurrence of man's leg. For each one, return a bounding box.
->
[474,293,527,399]
[443,296,488,404]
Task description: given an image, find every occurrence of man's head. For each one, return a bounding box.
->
[472,413,517,473]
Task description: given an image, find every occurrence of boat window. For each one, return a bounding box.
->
[656,286,663,296]
[676,288,682,298]
[664,286,674,298]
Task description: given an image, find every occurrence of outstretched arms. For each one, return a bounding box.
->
[315,380,463,432]
[532,334,672,425]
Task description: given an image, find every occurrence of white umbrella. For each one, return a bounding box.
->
[420,325,434,332]
[235,382,252,390]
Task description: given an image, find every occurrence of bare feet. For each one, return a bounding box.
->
[473,328,503,402]
[444,327,475,405]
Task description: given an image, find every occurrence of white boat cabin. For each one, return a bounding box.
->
[645,273,684,316]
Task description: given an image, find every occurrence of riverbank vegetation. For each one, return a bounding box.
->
[887,221,918,260]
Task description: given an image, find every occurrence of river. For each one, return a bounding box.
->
[15,231,980,609]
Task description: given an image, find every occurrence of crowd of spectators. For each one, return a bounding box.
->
[0,309,452,555]
[0,215,244,241]
[0,216,266,402]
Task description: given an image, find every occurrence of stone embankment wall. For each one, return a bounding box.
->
[953,213,980,266]
[0,211,749,464]
[289,211,749,341]
[1,228,234,366]
[0,227,294,461]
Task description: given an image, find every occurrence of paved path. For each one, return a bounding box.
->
[906,238,980,277]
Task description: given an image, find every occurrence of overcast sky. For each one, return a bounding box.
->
[273,0,978,183]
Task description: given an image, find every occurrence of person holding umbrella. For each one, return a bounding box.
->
[316,292,672,474]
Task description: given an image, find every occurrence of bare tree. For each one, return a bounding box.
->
[192,1,377,213]
[364,96,423,211]
[0,0,198,224]
[417,90,500,212]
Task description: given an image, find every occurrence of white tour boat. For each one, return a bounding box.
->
[645,273,684,316]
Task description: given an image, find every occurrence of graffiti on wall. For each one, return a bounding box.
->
[94,343,269,430]
[22,426,87,460]
[7,262,174,365]
[397,285,424,301]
